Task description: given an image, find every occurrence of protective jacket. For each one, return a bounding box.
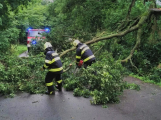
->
[76,43,95,65]
[43,50,63,74]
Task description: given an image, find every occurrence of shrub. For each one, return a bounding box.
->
[63,53,128,104]
[73,88,82,97]
[0,54,46,96]
[148,68,161,83]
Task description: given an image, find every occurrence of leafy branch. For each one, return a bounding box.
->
[60,11,151,62]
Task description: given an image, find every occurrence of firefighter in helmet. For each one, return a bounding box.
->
[42,42,63,95]
[73,40,96,69]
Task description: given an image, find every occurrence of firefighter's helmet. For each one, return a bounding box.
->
[73,40,80,47]
[44,42,52,50]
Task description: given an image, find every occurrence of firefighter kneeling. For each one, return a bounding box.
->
[42,42,63,95]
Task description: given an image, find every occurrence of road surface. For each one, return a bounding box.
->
[0,77,161,120]
[18,51,29,58]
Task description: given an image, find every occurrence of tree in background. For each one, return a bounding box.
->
[47,0,161,83]
[0,0,48,53]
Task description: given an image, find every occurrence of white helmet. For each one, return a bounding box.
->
[44,42,52,50]
[73,40,80,47]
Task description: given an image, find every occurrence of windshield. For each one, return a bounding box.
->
[28,31,45,37]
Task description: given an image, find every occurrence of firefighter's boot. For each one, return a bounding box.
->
[56,83,62,92]
[45,86,55,95]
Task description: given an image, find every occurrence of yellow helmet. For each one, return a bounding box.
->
[44,42,52,50]
[73,40,80,47]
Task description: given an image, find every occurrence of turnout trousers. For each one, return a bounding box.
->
[45,71,62,94]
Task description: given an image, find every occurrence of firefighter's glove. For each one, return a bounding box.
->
[77,60,83,68]
[40,68,43,71]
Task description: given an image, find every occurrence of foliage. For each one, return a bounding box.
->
[73,88,82,97]
[123,82,140,91]
[130,1,150,18]
[10,44,27,56]
[0,54,46,96]
[0,28,20,53]
[130,67,161,84]
[46,0,131,50]
[149,68,161,83]
[130,73,161,87]
[29,39,47,56]
[82,89,91,98]
[16,2,49,28]
[16,1,50,44]
[63,52,128,104]
[73,88,91,98]
[0,0,49,54]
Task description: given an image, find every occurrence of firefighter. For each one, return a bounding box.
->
[42,42,63,95]
[73,40,96,69]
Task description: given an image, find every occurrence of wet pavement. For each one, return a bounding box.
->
[18,51,29,58]
[0,77,161,120]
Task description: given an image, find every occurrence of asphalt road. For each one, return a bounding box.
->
[0,77,161,120]
[18,51,29,58]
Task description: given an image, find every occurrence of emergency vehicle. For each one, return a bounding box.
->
[27,28,50,52]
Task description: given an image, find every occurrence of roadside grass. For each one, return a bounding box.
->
[10,44,27,56]
[129,74,161,87]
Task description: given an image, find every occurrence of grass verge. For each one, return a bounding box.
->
[11,44,27,56]
[129,74,161,87]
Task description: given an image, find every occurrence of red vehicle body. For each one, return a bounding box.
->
[27,29,46,52]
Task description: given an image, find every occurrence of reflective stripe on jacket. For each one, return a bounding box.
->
[76,43,95,64]
[43,51,63,73]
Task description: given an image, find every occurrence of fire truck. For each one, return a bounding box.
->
[27,28,50,52]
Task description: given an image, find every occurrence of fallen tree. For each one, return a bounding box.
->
[60,11,151,63]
